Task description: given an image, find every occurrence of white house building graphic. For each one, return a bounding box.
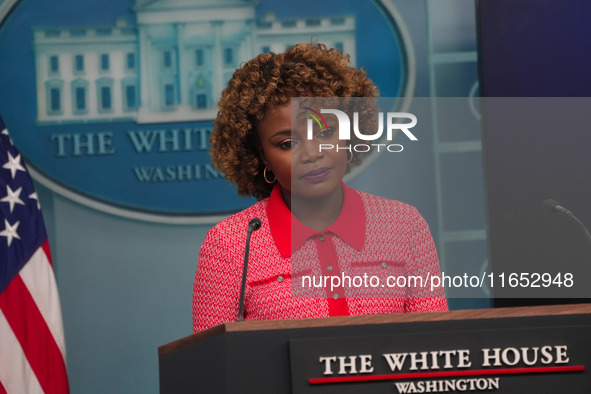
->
[32,0,356,125]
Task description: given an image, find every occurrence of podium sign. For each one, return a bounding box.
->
[290,325,589,393]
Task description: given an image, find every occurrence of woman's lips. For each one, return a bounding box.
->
[301,167,330,182]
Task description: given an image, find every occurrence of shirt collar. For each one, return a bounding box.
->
[266,182,366,258]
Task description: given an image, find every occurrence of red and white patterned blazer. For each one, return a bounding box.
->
[193,183,447,333]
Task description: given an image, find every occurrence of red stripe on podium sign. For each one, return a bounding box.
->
[309,365,585,384]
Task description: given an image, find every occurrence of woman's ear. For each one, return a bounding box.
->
[259,149,270,171]
[254,128,270,170]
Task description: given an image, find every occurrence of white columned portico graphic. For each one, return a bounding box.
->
[32,0,356,125]
[211,20,224,106]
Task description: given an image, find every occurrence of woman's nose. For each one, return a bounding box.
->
[297,138,324,163]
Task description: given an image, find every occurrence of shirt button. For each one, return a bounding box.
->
[333,293,339,300]
[327,265,333,271]
[319,235,326,242]
[381,262,387,269]
[277,276,283,283]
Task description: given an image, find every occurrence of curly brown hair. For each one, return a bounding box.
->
[210,42,379,200]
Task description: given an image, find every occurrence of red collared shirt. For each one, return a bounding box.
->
[193,183,447,333]
[267,181,367,316]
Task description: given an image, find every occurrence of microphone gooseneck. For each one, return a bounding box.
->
[544,199,591,247]
[237,218,261,321]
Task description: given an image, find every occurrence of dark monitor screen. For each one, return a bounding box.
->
[476,0,591,306]
[477,0,591,97]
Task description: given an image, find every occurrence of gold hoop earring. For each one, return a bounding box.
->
[263,168,276,184]
[346,150,354,163]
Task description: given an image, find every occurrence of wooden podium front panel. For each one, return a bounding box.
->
[158,305,591,393]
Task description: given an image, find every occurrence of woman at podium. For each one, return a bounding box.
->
[192,43,447,333]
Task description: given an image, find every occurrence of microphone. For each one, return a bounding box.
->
[237,218,261,321]
[544,199,574,217]
[544,199,591,247]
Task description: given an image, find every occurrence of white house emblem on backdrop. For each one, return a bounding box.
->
[0,0,411,222]
[33,0,357,125]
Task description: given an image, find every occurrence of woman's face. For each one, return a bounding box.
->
[257,104,349,202]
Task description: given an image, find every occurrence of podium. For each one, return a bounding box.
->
[159,304,591,393]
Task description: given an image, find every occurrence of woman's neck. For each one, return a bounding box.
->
[281,184,344,232]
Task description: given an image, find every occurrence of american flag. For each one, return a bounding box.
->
[0,117,69,393]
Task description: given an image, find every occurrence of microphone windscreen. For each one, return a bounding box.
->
[248,218,262,231]
[543,198,559,212]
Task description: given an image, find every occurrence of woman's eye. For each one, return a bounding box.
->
[279,140,295,150]
[317,128,335,139]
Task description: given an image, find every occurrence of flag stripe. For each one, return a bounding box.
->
[19,243,67,357]
[0,274,69,394]
[0,308,44,394]
[1,118,69,393]
[41,241,52,265]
